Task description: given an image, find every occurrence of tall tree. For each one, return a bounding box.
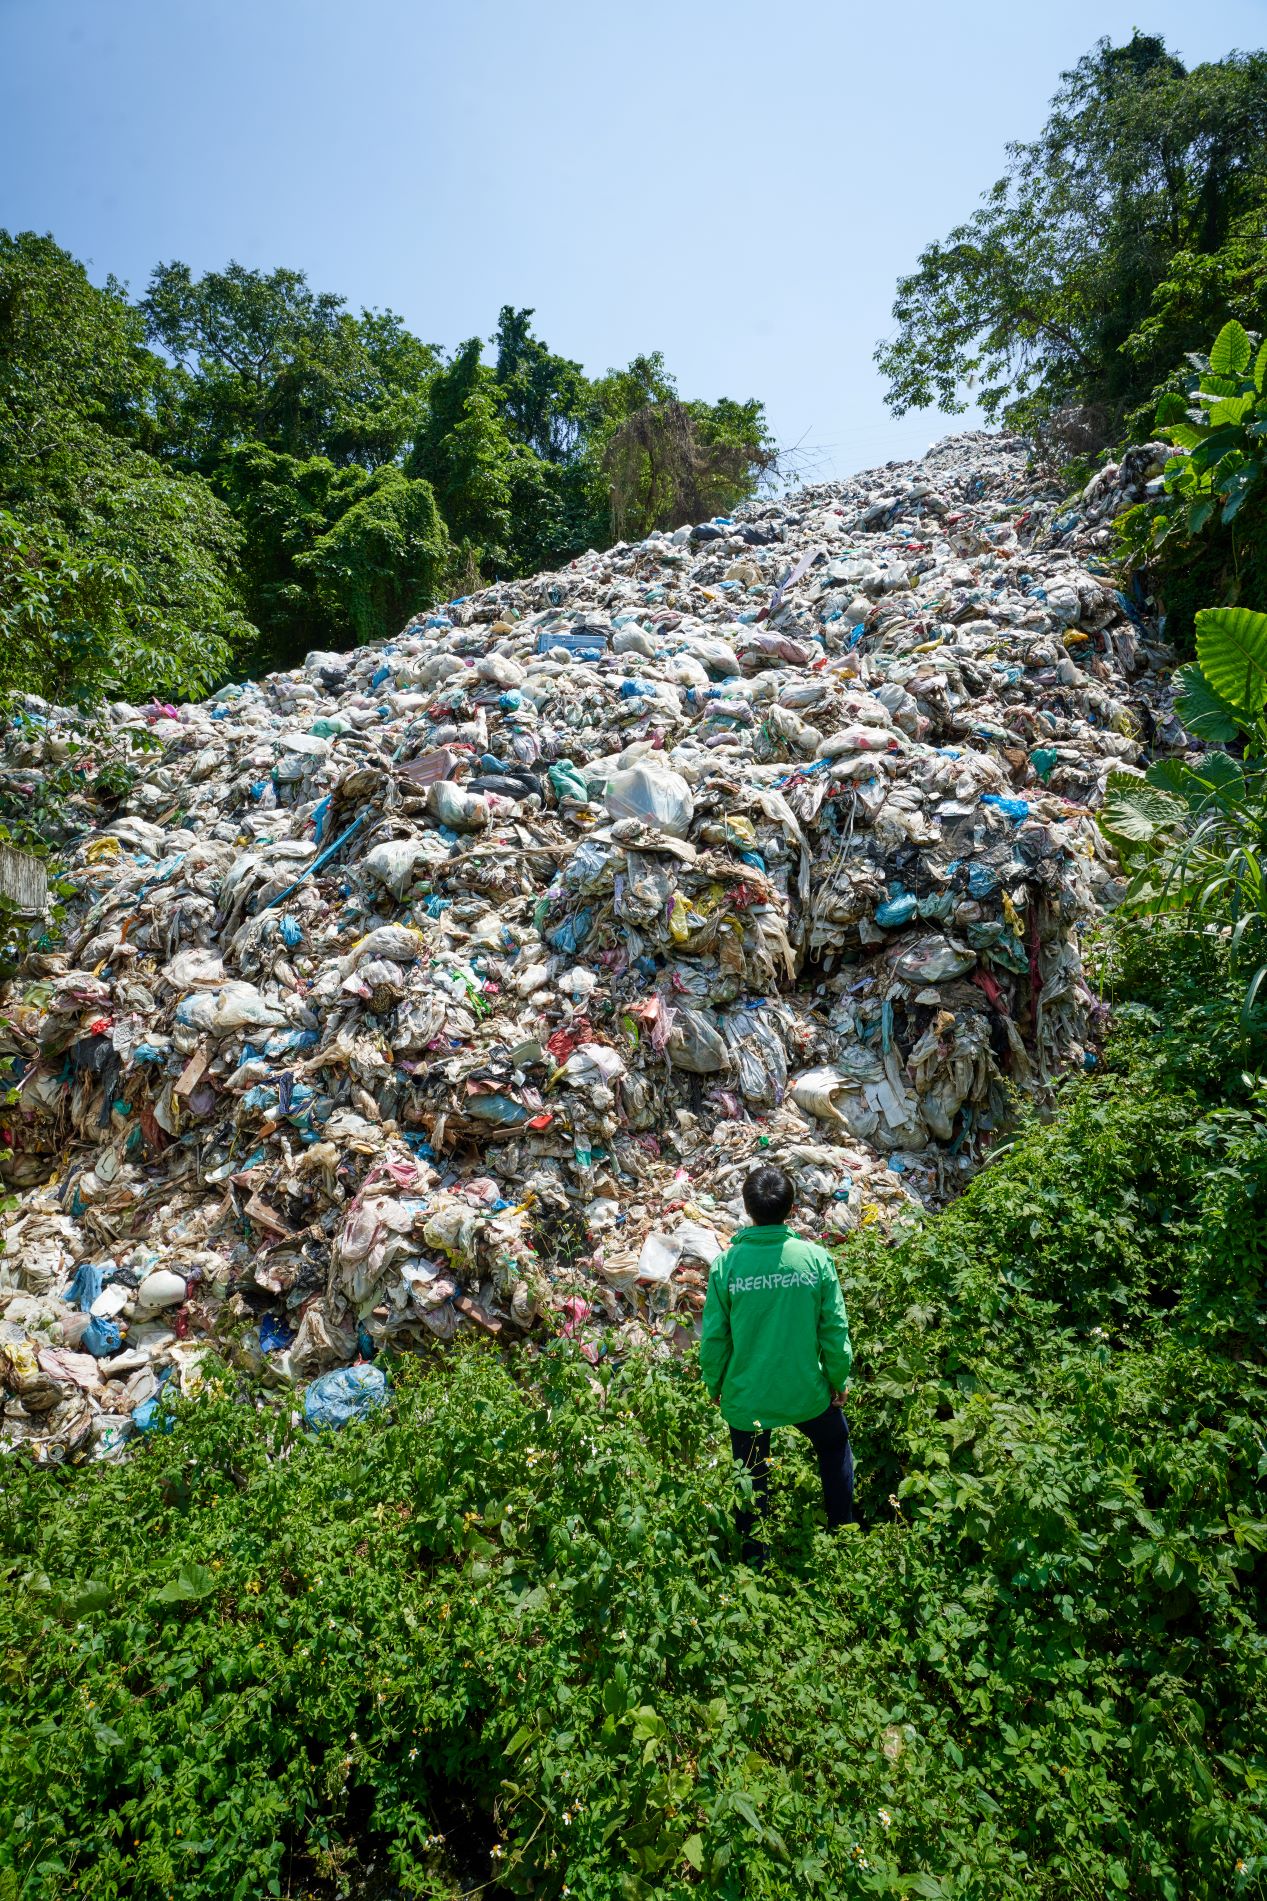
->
[143,260,439,469]
[219,446,450,669]
[493,307,589,463]
[0,232,249,704]
[408,338,517,562]
[876,33,1267,443]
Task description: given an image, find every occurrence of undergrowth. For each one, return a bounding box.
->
[1,923,1266,1901]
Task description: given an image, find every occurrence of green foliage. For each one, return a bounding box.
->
[143,259,440,469]
[1149,322,1267,539]
[591,355,777,542]
[1,235,776,699]
[1114,314,1267,654]
[219,446,450,670]
[294,464,451,651]
[877,34,1267,443]
[1097,605,1267,1034]
[407,338,516,562]
[3,938,1267,1898]
[493,306,589,463]
[0,233,252,705]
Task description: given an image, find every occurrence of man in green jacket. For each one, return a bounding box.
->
[700,1164,853,1564]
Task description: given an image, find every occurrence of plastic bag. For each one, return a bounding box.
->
[364,839,428,899]
[792,1066,854,1125]
[892,937,977,985]
[427,782,490,831]
[603,763,695,839]
[303,1364,389,1430]
[176,981,287,1038]
[548,759,591,806]
[667,1006,729,1074]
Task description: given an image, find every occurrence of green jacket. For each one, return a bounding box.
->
[699,1226,852,1430]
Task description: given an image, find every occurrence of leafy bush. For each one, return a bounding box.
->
[1116,320,1267,652]
[1098,603,1267,1027]
[3,944,1266,1901]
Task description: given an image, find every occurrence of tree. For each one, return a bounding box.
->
[0,232,251,704]
[492,307,589,463]
[295,464,450,650]
[408,337,518,564]
[876,33,1267,444]
[219,446,449,669]
[592,352,776,540]
[143,260,439,469]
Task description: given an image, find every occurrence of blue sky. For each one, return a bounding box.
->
[4,0,1265,479]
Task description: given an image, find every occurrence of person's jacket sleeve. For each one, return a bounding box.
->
[817,1259,853,1392]
[699,1257,732,1398]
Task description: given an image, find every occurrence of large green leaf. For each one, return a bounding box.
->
[154,1562,218,1606]
[1141,748,1240,817]
[1098,773,1186,850]
[1221,466,1260,524]
[1256,337,1267,395]
[1165,422,1205,452]
[1195,607,1267,715]
[1172,661,1244,741]
[1190,425,1244,475]
[1146,752,1246,811]
[1209,320,1252,377]
[1155,390,1188,426]
[1209,393,1258,426]
[1196,373,1243,401]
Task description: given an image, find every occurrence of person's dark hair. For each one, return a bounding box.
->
[743,1164,794,1226]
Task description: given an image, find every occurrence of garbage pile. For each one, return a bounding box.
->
[0,431,1175,1459]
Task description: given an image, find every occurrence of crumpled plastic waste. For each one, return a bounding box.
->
[0,430,1181,1459]
[302,1363,390,1430]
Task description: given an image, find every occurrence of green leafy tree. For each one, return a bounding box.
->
[598,376,776,540]
[877,33,1267,442]
[295,463,451,649]
[220,445,449,669]
[143,259,440,469]
[493,306,589,462]
[0,232,251,704]
[407,337,518,565]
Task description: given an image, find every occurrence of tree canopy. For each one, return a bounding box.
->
[876,32,1267,446]
[0,238,775,705]
[0,233,251,704]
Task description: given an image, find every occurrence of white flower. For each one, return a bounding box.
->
[879,1807,892,1828]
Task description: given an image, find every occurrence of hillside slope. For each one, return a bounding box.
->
[0,432,1172,1456]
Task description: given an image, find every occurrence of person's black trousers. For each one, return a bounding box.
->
[729,1405,853,1560]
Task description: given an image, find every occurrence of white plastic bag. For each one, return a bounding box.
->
[603,762,694,838]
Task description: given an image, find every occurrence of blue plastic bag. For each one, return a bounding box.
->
[82,1315,123,1358]
[874,893,918,928]
[67,1262,103,1312]
[547,907,593,953]
[981,794,1030,823]
[134,1374,176,1433]
[303,1364,390,1431]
